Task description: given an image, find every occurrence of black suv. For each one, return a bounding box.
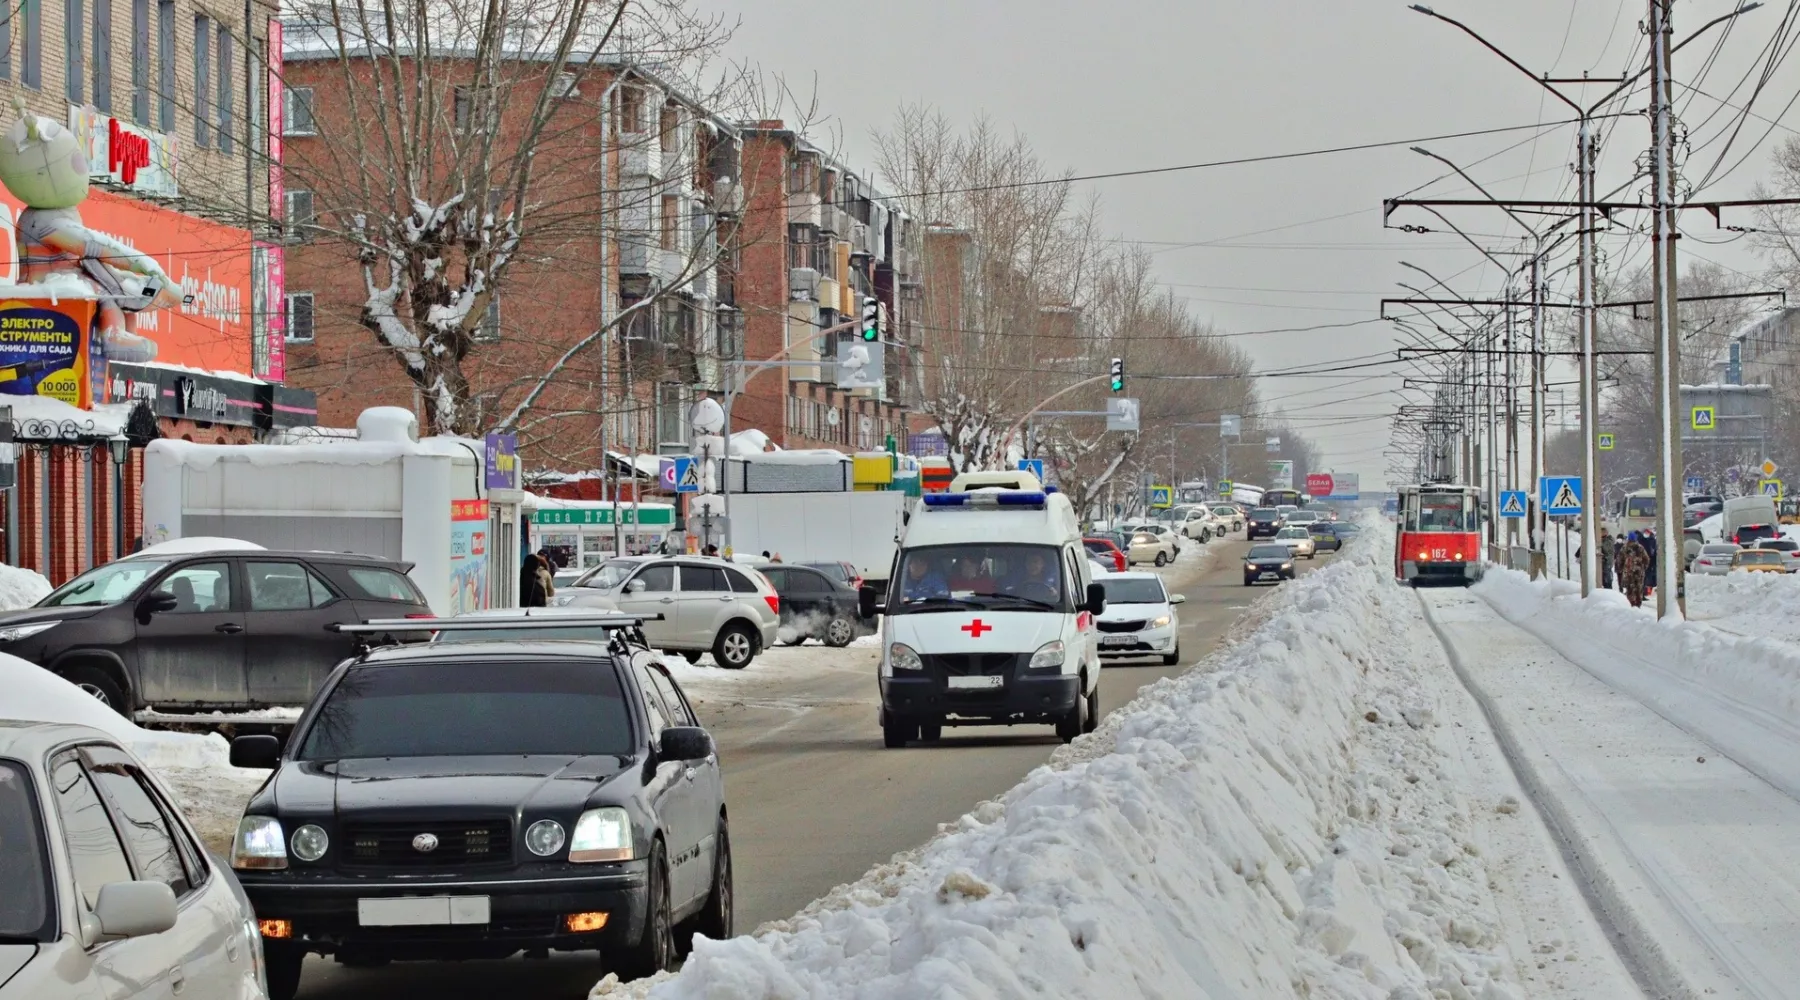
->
[757,563,868,647]
[1247,507,1282,539]
[0,549,432,714]
[228,615,729,998]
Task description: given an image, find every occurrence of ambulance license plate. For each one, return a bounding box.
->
[946,675,1004,690]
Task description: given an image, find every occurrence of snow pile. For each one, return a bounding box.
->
[1476,566,1800,802]
[598,524,1532,999]
[0,655,266,852]
[0,563,51,609]
[1685,568,1800,641]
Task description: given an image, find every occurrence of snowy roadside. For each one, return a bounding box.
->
[1684,569,1800,642]
[594,526,1587,999]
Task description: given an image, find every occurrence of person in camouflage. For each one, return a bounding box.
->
[1619,532,1650,608]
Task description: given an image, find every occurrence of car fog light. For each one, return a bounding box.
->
[290,824,329,862]
[259,919,292,939]
[526,819,566,857]
[564,911,610,933]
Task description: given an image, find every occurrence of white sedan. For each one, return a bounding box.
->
[1757,538,1800,573]
[1275,526,1317,559]
[1689,543,1739,576]
[1210,505,1246,532]
[1093,572,1185,665]
[0,721,268,1000]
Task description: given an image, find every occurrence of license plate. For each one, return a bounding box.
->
[1101,635,1137,647]
[946,675,1003,690]
[357,896,490,927]
[1259,572,1278,580]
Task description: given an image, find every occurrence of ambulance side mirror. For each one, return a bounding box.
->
[859,584,882,619]
[1084,582,1106,615]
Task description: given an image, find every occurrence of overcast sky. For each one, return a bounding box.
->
[709,1,1798,491]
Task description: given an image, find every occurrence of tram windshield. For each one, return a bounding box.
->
[1404,492,1479,533]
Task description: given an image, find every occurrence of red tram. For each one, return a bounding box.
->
[1395,483,1483,586]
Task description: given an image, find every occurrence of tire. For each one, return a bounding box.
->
[1154,551,1168,567]
[882,714,917,748]
[918,720,942,742]
[1162,647,1180,666]
[613,840,674,980]
[1055,691,1086,743]
[823,615,856,648]
[1083,685,1100,734]
[712,623,757,670]
[779,634,807,647]
[59,665,128,717]
[689,818,733,945]
[263,942,304,1000]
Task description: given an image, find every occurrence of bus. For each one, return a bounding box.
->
[1263,488,1303,509]
[1608,489,1657,538]
[1176,481,1211,505]
[1395,483,1482,586]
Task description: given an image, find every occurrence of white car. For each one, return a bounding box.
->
[1093,572,1185,665]
[556,556,779,668]
[1177,507,1219,542]
[1281,510,1320,529]
[0,720,268,1000]
[1757,538,1800,573]
[1275,526,1317,559]
[1126,526,1181,567]
[1689,543,1739,576]
[1209,505,1245,532]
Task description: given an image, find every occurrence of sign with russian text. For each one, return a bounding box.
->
[0,298,95,407]
[448,499,489,616]
[68,106,179,198]
[483,432,518,489]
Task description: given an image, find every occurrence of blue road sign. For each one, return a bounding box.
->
[1539,476,1583,516]
[1498,490,1528,518]
[1685,475,1704,493]
[1017,458,1045,483]
[1148,485,1174,508]
[672,456,701,493]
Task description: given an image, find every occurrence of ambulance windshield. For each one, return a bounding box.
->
[893,544,1068,613]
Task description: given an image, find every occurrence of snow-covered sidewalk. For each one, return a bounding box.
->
[596,529,1624,999]
[1425,585,1800,999]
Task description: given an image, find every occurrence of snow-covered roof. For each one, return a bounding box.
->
[731,449,849,466]
[146,435,478,469]
[3,396,138,438]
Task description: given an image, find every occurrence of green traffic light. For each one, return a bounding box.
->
[1110,377,1123,392]
[861,326,878,342]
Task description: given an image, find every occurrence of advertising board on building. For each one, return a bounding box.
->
[1267,460,1294,490]
[448,498,490,616]
[0,297,97,407]
[484,432,519,489]
[67,106,180,199]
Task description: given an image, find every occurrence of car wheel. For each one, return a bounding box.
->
[712,623,757,670]
[687,817,733,946]
[60,665,128,717]
[1154,551,1168,567]
[918,720,943,742]
[882,713,917,748]
[1056,691,1086,743]
[823,615,856,648]
[264,942,304,1000]
[779,633,807,647]
[613,840,674,980]
[1162,647,1180,666]
[1083,685,1100,734]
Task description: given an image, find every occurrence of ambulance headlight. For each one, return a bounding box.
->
[1028,640,1065,670]
[888,643,923,672]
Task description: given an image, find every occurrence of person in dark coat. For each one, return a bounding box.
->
[520,553,549,607]
[1598,528,1614,589]
[1642,530,1659,593]
[1620,532,1650,608]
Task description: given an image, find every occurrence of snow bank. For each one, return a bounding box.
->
[0,656,266,852]
[1685,569,1800,641]
[598,524,1533,999]
[0,564,51,609]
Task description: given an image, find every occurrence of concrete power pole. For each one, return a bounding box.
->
[1577,124,1600,596]
[1649,0,1685,618]
[1529,249,1546,565]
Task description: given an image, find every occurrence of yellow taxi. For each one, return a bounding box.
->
[1731,549,1787,574]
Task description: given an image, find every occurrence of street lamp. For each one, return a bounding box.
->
[107,434,128,559]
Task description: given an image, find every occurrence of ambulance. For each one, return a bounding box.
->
[860,487,1106,748]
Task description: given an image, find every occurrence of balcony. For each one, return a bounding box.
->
[618,232,653,276]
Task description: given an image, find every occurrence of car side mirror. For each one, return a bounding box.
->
[858,584,882,619]
[1169,594,1187,605]
[92,880,177,939]
[625,579,647,594]
[229,734,282,769]
[136,591,178,623]
[1084,582,1106,615]
[659,726,713,762]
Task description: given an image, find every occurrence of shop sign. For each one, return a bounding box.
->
[533,506,675,527]
[448,499,490,616]
[0,298,97,407]
[484,432,518,489]
[68,106,179,198]
[109,362,267,427]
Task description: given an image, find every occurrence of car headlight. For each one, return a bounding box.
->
[1028,640,1065,670]
[526,819,566,857]
[290,824,329,862]
[231,815,287,870]
[888,642,923,672]
[1281,563,1293,570]
[569,807,634,863]
[1149,615,1171,628]
[1245,562,1257,571]
[0,621,59,643]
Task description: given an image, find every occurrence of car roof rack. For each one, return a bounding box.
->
[333,614,664,634]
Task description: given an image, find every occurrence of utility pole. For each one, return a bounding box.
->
[1650,0,1685,618]
[1528,249,1545,568]
[1577,125,1600,595]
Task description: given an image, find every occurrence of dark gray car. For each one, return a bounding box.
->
[0,550,432,714]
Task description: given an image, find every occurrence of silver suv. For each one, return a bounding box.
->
[556,557,780,669]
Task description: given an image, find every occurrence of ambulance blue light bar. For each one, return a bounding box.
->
[923,491,1048,509]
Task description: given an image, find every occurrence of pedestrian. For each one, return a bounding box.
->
[519,552,548,607]
[1598,528,1614,588]
[1620,532,1650,608]
[1642,530,1658,594]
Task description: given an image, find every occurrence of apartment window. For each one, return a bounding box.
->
[18,0,37,88]
[92,0,111,111]
[655,383,685,445]
[65,0,83,102]
[618,86,642,132]
[193,14,211,146]
[216,27,232,153]
[283,189,314,242]
[130,0,147,121]
[283,86,315,135]
[788,224,816,270]
[284,293,314,342]
[659,195,678,250]
[658,104,677,153]
[473,298,500,342]
[156,0,172,130]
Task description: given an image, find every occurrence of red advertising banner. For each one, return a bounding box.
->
[1306,473,1334,497]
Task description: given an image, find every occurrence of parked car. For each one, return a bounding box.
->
[1690,543,1739,576]
[758,563,868,646]
[1308,521,1343,552]
[1209,505,1246,532]
[1083,537,1128,573]
[1247,507,1283,539]
[1732,548,1787,574]
[1756,537,1800,573]
[800,560,863,592]
[1126,528,1180,567]
[557,556,780,668]
[0,719,268,1000]
[1243,544,1296,586]
[0,549,433,716]
[1683,527,1705,570]
[1093,572,1184,665]
[229,615,730,997]
[1177,507,1218,542]
[1274,526,1317,559]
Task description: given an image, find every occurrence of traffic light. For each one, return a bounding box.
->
[1109,357,1124,393]
[860,296,879,342]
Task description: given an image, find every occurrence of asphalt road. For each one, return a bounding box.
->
[292,533,1334,998]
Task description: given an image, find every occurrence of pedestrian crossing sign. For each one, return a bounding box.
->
[673,456,701,493]
[1539,475,1583,516]
[1499,490,1527,518]
[1597,432,1615,451]
[1647,474,1657,489]
[1149,485,1174,509]
[1763,479,1784,499]
[1691,405,1716,431]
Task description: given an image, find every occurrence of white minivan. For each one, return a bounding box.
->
[864,488,1105,748]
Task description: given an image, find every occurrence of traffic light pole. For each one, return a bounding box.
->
[996,374,1114,467]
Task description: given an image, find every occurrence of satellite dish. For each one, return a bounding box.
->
[689,397,725,435]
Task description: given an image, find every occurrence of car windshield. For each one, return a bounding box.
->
[1099,578,1165,604]
[39,558,171,607]
[1764,540,1799,551]
[578,560,639,590]
[1212,507,1237,516]
[1251,508,1278,519]
[893,543,1066,612]
[1286,513,1316,522]
[296,660,635,759]
[1625,496,1657,517]
[1703,545,1739,555]
[1277,528,1308,539]
[0,760,52,940]
[1248,545,1289,560]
